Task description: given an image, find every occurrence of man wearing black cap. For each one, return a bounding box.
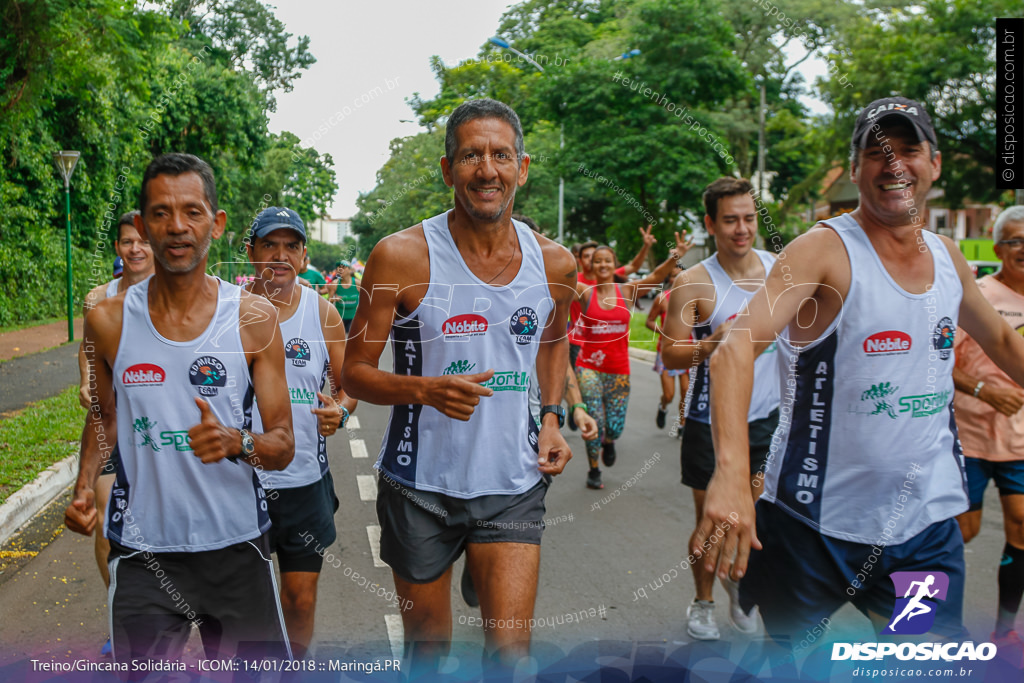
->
[65,153,295,668]
[690,97,1024,647]
[245,206,356,657]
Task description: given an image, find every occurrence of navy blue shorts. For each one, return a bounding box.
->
[739,500,965,641]
[964,456,1024,511]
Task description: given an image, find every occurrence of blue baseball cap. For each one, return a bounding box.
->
[249,207,307,242]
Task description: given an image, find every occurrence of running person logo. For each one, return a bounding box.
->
[189,356,228,396]
[885,571,949,635]
[860,382,899,419]
[442,359,477,375]
[509,307,539,345]
[134,417,161,452]
[931,317,955,360]
[286,338,311,367]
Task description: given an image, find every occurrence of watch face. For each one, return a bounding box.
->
[241,431,255,455]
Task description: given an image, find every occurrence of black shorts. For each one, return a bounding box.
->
[267,470,339,573]
[100,443,122,476]
[680,409,779,490]
[376,471,548,584]
[108,534,290,669]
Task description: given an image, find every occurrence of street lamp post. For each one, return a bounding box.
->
[53,150,80,342]
[487,38,639,244]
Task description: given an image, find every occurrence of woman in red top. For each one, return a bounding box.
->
[575,244,681,489]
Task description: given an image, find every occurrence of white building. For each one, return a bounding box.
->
[307,216,353,244]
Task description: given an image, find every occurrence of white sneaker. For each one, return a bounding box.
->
[686,599,721,640]
[722,575,759,634]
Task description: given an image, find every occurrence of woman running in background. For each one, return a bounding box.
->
[575,236,688,489]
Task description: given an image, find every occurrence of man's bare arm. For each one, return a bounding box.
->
[699,228,844,581]
[947,238,1024,390]
[66,301,120,535]
[661,266,716,370]
[239,296,293,470]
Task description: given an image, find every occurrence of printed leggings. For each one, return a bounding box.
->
[576,367,630,466]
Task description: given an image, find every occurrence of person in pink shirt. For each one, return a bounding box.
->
[953,205,1024,650]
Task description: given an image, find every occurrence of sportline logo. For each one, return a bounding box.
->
[122,363,165,386]
[443,314,488,338]
[863,331,912,355]
[832,570,997,663]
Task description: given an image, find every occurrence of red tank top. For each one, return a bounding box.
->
[568,273,596,346]
[576,284,632,375]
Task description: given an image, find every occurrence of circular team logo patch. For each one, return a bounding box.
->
[189,356,228,396]
[286,337,310,367]
[509,307,539,345]
[930,317,955,361]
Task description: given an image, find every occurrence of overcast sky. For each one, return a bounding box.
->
[266,1,829,219]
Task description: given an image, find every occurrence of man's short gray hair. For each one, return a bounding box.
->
[993,206,1024,243]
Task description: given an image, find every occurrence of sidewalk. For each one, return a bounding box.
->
[0,318,83,362]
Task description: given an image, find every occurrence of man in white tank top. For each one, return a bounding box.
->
[64,153,295,667]
[662,177,778,641]
[246,206,356,657]
[695,97,1024,653]
[342,99,577,676]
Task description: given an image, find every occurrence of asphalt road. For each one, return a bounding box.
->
[0,343,79,414]
[0,352,1019,681]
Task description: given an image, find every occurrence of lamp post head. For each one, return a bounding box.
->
[53,151,81,188]
[488,36,511,49]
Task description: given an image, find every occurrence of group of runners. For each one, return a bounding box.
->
[60,94,1024,678]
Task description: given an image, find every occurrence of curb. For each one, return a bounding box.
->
[628,347,657,363]
[0,453,77,546]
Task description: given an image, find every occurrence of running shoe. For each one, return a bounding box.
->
[460,564,479,608]
[722,575,759,634]
[686,599,720,640]
[602,441,617,467]
[656,402,667,429]
[586,468,604,489]
[992,630,1024,667]
[100,637,112,657]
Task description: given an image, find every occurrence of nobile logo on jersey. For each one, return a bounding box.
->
[122,363,166,387]
[509,307,539,345]
[931,317,955,360]
[286,338,310,367]
[189,356,228,396]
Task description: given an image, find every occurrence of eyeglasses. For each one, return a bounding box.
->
[997,239,1024,249]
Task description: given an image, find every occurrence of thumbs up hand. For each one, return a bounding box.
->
[188,397,236,464]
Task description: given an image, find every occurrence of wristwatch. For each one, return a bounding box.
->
[239,428,256,458]
[539,404,566,428]
[340,405,350,428]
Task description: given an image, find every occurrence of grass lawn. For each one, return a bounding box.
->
[0,386,83,506]
[629,308,659,352]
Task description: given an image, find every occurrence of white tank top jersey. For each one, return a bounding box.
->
[253,285,330,489]
[105,279,120,298]
[686,249,780,423]
[106,277,271,552]
[375,211,554,498]
[763,213,968,545]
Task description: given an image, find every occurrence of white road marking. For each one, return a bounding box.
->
[367,525,386,568]
[356,475,377,501]
[346,415,360,430]
[384,614,404,659]
[350,438,368,459]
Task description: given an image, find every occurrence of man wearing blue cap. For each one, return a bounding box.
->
[245,206,357,657]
